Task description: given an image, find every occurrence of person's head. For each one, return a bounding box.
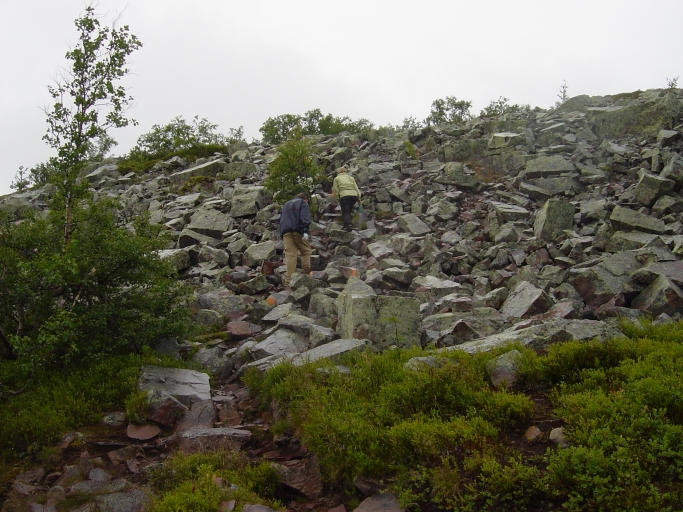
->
[297,192,309,202]
[336,167,347,174]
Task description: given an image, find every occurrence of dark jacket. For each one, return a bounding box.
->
[279,197,311,236]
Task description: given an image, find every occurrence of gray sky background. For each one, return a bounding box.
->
[1,0,681,195]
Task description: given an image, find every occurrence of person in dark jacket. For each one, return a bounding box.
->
[279,193,312,288]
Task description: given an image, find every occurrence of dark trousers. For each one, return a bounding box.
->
[340,195,358,227]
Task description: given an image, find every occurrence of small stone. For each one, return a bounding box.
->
[126,423,161,441]
[549,427,568,448]
[524,426,542,441]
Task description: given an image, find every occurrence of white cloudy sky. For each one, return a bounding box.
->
[1,0,681,195]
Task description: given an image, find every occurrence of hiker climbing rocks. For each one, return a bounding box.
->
[332,167,361,231]
[278,192,311,288]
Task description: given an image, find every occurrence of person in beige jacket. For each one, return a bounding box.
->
[332,167,361,231]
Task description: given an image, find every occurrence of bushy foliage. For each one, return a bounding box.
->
[424,96,472,125]
[479,96,528,118]
[132,116,243,157]
[0,350,187,459]
[119,116,244,174]
[246,321,683,510]
[245,347,534,488]
[0,202,190,371]
[259,108,373,145]
[0,7,189,389]
[149,451,281,511]
[263,133,326,203]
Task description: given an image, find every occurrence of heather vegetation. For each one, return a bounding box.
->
[245,319,683,511]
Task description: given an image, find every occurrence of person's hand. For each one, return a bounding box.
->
[303,233,309,242]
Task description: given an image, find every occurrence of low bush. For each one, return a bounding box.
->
[149,451,281,511]
[0,350,189,460]
[246,320,683,510]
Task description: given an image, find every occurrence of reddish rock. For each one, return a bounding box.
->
[450,297,473,312]
[126,423,161,441]
[218,403,242,426]
[536,301,579,320]
[338,266,359,279]
[595,294,627,319]
[276,456,323,500]
[227,320,261,340]
[261,260,280,275]
[175,399,215,432]
[631,275,683,317]
[525,426,542,441]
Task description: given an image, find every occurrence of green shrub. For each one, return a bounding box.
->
[246,347,533,489]
[259,109,373,145]
[425,96,472,125]
[403,140,417,159]
[0,350,189,459]
[262,134,326,203]
[125,390,149,425]
[149,451,281,511]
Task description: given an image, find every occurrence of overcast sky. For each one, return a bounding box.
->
[1,0,681,196]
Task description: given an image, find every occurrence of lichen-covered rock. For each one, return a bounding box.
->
[338,294,420,350]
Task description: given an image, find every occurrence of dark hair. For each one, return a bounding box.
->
[297,192,308,201]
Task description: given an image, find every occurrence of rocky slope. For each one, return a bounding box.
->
[2,87,683,511]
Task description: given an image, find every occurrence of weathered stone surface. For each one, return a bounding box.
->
[146,389,188,427]
[158,248,192,272]
[250,329,308,359]
[179,229,221,248]
[499,281,554,318]
[192,345,235,380]
[490,201,530,222]
[534,199,575,241]
[187,208,233,238]
[138,366,211,407]
[170,160,226,185]
[243,241,276,267]
[178,426,251,453]
[396,213,431,235]
[175,399,215,432]
[276,457,323,500]
[661,153,683,185]
[230,186,265,217]
[292,338,366,365]
[631,275,683,317]
[126,423,160,441]
[238,274,270,294]
[353,493,406,512]
[95,487,149,512]
[634,173,675,207]
[486,350,523,389]
[610,205,666,234]
[448,319,622,353]
[605,232,660,252]
[410,275,462,300]
[338,294,420,350]
[520,155,575,179]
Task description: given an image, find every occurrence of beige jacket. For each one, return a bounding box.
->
[332,173,361,199]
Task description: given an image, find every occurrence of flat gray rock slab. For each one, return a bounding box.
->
[250,329,308,359]
[95,486,149,512]
[179,426,251,453]
[292,339,366,366]
[353,492,406,512]
[138,366,210,408]
[446,319,621,354]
